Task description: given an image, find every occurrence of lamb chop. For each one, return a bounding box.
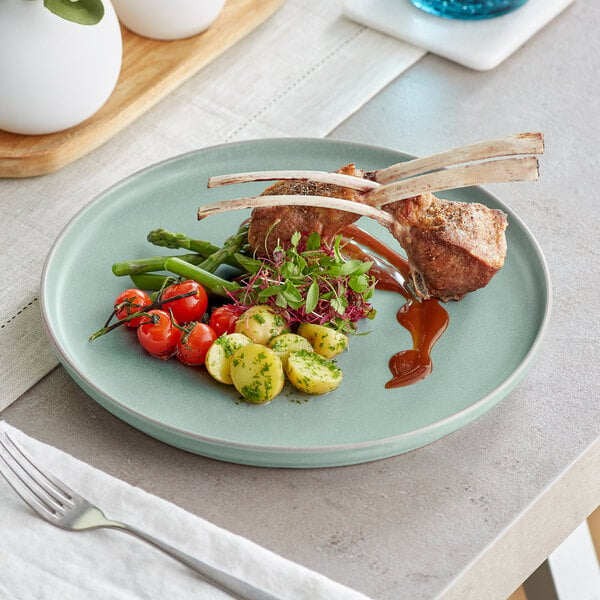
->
[199,133,543,301]
[382,192,507,301]
[246,163,367,256]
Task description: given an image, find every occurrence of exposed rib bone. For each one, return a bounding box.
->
[197,194,396,230]
[371,131,544,184]
[206,132,544,191]
[208,170,379,192]
[365,156,539,207]
[201,156,539,219]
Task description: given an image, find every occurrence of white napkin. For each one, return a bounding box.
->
[0,422,372,600]
[0,0,425,409]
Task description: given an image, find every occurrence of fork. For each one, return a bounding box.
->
[0,431,281,600]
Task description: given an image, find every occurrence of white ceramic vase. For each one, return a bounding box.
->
[0,0,122,135]
[111,0,227,40]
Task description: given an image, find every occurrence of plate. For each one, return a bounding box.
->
[40,139,551,468]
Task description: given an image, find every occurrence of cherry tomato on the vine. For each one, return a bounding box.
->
[177,322,218,366]
[114,288,151,328]
[208,304,245,336]
[136,310,182,360]
[161,280,208,324]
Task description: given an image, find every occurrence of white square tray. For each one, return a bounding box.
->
[343,0,575,70]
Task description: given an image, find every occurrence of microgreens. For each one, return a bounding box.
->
[230,232,376,333]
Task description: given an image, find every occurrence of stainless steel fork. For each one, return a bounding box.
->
[0,431,281,600]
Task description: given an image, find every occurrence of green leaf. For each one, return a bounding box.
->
[349,274,369,293]
[291,231,302,248]
[306,232,321,251]
[339,259,365,276]
[363,285,375,301]
[319,255,336,272]
[353,261,374,276]
[275,293,288,308]
[333,235,344,263]
[281,282,304,308]
[281,261,299,279]
[44,0,105,25]
[330,296,347,315]
[235,253,262,274]
[305,280,320,313]
[258,285,282,300]
[295,254,307,274]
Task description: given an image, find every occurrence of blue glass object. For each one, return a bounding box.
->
[408,0,528,19]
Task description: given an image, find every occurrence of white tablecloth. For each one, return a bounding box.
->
[0,0,425,409]
[0,422,372,599]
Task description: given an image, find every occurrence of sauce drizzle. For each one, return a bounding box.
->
[343,226,449,388]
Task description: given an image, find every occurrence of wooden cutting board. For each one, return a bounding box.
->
[0,0,284,178]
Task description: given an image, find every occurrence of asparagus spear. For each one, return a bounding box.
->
[146,228,221,255]
[164,257,241,297]
[112,253,206,277]
[129,227,247,293]
[113,226,249,278]
[196,225,248,273]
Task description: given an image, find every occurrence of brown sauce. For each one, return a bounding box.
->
[342,226,449,388]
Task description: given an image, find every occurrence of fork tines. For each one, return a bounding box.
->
[0,431,74,521]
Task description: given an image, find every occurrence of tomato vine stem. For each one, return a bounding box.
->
[89,290,196,341]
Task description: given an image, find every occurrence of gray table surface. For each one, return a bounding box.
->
[2,2,599,599]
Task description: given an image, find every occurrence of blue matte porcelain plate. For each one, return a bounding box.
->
[40,139,551,468]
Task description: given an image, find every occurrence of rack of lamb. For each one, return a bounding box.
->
[198,133,543,301]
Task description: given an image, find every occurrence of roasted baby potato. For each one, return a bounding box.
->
[229,343,285,404]
[234,305,288,346]
[285,349,343,395]
[205,333,252,385]
[297,323,348,359]
[269,333,313,369]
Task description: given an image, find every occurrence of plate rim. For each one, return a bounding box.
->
[40,137,552,465]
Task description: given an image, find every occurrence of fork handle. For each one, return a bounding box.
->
[108,520,282,600]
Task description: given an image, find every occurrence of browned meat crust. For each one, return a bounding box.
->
[384,193,508,301]
[247,164,365,255]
